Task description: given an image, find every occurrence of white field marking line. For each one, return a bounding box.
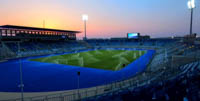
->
[107,50,117,55]
[55,55,66,60]
[134,53,137,59]
[84,52,93,57]
[112,50,132,70]
[136,51,145,58]
[84,51,100,62]
[70,53,80,59]
[68,53,83,66]
[73,52,99,66]
[112,50,130,58]
[114,56,130,71]
[78,57,84,67]
[49,54,68,64]
[52,59,60,64]
[56,58,68,64]
[41,57,51,62]
[94,50,103,55]
[119,56,130,64]
[58,53,81,65]
[115,62,123,71]
[139,51,143,56]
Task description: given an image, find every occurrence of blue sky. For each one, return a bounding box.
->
[0,0,200,38]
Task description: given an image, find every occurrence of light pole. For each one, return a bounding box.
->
[82,14,88,40]
[77,71,80,100]
[187,0,195,35]
[18,42,24,101]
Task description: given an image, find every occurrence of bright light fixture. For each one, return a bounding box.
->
[188,0,195,9]
[191,0,195,8]
[82,14,88,21]
[188,1,192,9]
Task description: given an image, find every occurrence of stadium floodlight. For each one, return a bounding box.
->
[188,0,195,9]
[188,1,192,9]
[187,0,195,35]
[82,14,88,40]
[82,14,88,21]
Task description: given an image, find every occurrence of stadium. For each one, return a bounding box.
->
[1,0,200,101]
[0,24,200,101]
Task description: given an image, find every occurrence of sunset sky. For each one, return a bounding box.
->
[0,0,200,39]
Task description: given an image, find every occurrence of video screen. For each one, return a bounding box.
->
[127,33,139,39]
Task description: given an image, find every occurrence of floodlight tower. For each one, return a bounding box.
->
[82,14,88,40]
[188,0,195,35]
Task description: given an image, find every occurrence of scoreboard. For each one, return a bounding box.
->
[127,33,140,39]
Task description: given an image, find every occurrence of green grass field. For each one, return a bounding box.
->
[30,50,146,71]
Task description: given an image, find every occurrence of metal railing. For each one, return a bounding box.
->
[5,60,198,101]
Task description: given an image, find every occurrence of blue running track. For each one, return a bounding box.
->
[0,48,155,92]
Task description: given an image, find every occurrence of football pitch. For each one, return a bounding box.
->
[30,50,146,71]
